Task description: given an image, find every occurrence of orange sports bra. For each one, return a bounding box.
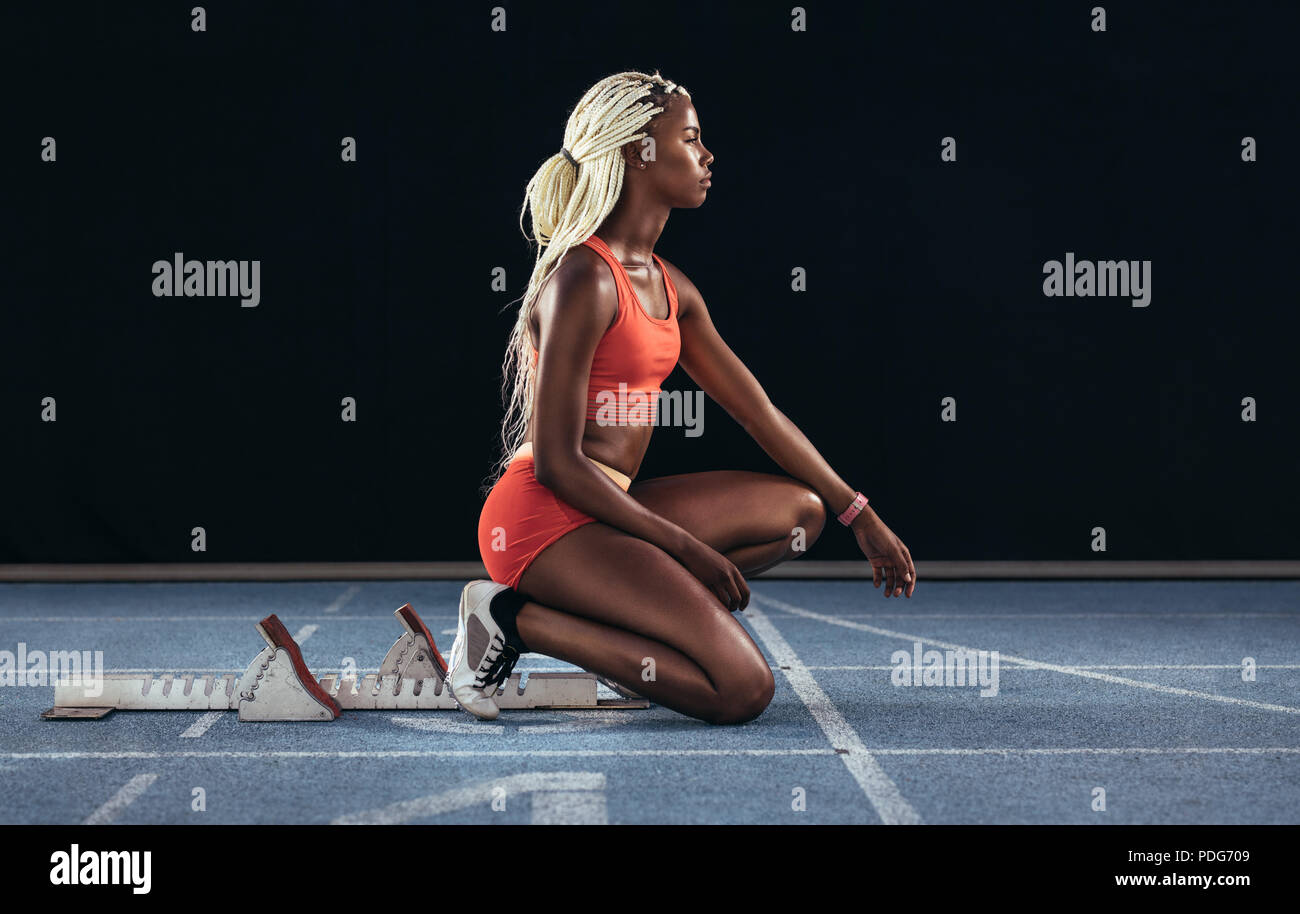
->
[531,234,681,425]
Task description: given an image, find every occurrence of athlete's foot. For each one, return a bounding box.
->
[446,581,523,720]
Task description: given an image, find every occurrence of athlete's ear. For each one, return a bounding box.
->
[621,140,642,170]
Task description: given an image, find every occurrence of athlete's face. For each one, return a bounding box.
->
[636,97,714,207]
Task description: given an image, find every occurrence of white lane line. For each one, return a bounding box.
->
[390,718,505,735]
[743,604,921,825]
[531,789,607,825]
[8,749,836,760]
[333,772,606,825]
[755,594,1300,715]
[292,624,319,645]
[392,709,637,731]
[179,711,224,739]
[82,773,158,825]
[388,712,637,736]
[323,585,361,614]
[806,664,1300,671]
[519,715,635,735]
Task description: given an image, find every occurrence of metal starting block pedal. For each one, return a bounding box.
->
[43,603,649,721]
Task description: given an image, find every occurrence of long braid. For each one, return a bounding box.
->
[481,70,691,496]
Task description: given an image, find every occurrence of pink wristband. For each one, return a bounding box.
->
[836,491,868,526]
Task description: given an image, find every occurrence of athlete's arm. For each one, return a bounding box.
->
[668,259,915,597]
[668,258,867,523]
[530,253,696,558]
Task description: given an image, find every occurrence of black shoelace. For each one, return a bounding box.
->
[474,633,520,690]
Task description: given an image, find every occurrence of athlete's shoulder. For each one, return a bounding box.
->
[535,241,619,333]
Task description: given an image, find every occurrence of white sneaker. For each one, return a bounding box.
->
[446,580,523,720]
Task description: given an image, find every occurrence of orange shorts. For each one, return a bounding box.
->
[477,444,632,591]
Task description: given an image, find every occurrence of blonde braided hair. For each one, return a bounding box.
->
[481,70,691,495]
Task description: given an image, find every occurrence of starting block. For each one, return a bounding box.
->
[43,603,648,721]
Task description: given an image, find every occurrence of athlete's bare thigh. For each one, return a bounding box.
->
[627,470,827,554]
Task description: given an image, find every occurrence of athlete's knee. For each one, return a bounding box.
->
[788,485,827,554]
[706,662,775,725]
[805,487,828,538]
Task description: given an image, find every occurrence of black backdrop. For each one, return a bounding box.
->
[4,1,1297,564]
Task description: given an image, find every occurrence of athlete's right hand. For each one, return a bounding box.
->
[851,507,915,598]
[675,535,750,612]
